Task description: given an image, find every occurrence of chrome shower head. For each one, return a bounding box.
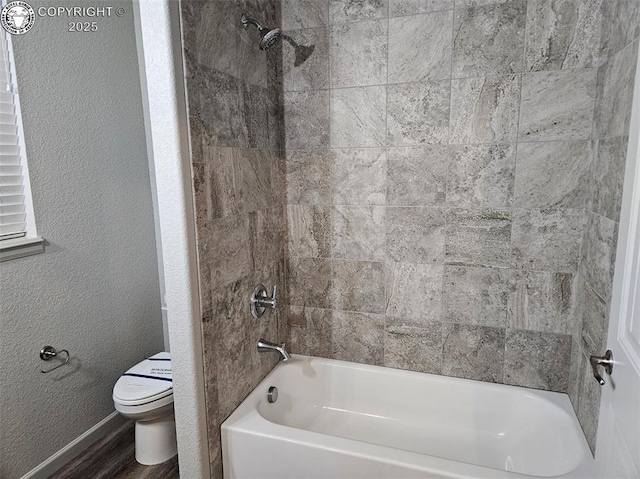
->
[260,28,282,50]
[241,13,282,50]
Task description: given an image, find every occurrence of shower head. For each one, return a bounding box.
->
[241,14,282,51]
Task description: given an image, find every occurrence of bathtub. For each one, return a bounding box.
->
[221,355,595,479]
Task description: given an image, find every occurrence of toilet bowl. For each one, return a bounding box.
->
[113,352,177,465]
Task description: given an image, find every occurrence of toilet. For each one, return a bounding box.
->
[113,352,177,465]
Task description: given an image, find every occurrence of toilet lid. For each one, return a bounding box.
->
[113,352,173,404]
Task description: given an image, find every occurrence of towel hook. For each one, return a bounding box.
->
[40,345,70,373]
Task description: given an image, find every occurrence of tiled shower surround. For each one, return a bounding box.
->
[181,0,288,475]
[281,0,639,453]
[180,0,639,474]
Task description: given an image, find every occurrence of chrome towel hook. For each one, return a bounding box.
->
[40,345,70,373]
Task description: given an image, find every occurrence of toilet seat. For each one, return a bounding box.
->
[113,352,173,408]
[113,352,177,465]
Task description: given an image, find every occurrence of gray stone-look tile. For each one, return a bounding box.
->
[388,11,453,84]
[286,150,331,205]
[210,214,250,289]
[195,0,240,78]
[444,266,509,327]
[287,205,331,258]
[332,205,386,261]
[511,209,585,272]
[332,148,386,205]
[525,0,602,72]
[387,81,451,146]
[266,90,285,151]
[198,67,247,148]
[289,325,333,358]
[504,329,572,392]
[288,305,334,329]
[212,275,251,350]
[445,209,512,267]
[595,40,639,139]
[330,20,388,87]
[193,159,208,234]
[386,263,444,323]
[519,69,597,141]
[384,321,443,374]
[284,90,330,149]
[288,257,332,308]
[237,24,268,89]
[180,0,199,68]
[600,0,640,60]
[389,0,453,16]
[331,86,387,147]
[333,311,385,365]
[568,339,584,411]
[447,144,516,208]
[216,339,254,420]
[452,1,527,77]
[456,0,515,5]
[593,137,627,222]
[283,28,330,92]
[514,141,594,209]
[387,207,446,263]
[577,350,602,452]
[580,277,609,360]
[204,147,245,222]
[282,0,329,29]
[332,260,386,313]
[249,207,284,273]
[288,306,333,357]
[330,0,389,23]
[449,75,521,144]
[243,86,271,149]
[442,324,506,382]
[387,146,447,206]
[240,149,276,213]
[582,212,618,304]
[508,271,574,334]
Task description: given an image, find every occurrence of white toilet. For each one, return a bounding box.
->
[113,352,177,465]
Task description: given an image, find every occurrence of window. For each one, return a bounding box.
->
[0,30,42,261]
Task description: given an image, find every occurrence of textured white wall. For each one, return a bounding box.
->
[0,1,164,477]
[135,1,209,476]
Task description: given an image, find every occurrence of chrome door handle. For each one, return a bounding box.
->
[590,350,613,385]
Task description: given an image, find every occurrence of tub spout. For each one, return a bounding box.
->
[257,339,291,361]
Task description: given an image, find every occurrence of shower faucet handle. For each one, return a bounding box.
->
[251,284,277,319]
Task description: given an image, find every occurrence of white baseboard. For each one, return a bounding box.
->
[20,411,126,479]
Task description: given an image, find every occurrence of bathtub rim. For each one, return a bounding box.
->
[222,354,596,479]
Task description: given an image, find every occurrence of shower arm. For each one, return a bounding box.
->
[241,15,264,31]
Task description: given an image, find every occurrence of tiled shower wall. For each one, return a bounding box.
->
[568,0,640,452]
[282,0,629,401]
[180,0,287,475]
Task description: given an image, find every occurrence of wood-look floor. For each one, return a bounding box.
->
[50,420,179,479]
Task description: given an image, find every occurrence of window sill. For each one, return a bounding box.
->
[0,236,45,262]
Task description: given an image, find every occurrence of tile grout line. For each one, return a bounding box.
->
[442,0,457,363]
[502,0,531,384]
[383,0,390,363]
[326,0,335,357]
[281,67,600,95]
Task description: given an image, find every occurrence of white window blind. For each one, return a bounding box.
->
[0,31,31,240]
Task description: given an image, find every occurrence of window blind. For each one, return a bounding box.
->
[0,32,27,240]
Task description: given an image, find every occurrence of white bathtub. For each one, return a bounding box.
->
[222,355,595,479]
